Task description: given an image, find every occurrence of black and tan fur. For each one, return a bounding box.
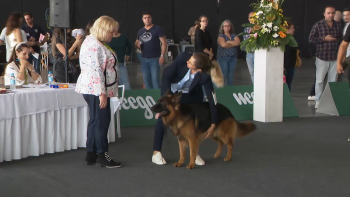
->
[151,91,256,169]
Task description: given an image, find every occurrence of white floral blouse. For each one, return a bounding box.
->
[75,35,118,97]
[4,62,42,85]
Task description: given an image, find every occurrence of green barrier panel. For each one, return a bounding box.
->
[118,84,299,127]
[119,89,160,127]
[215,84,298,121]
[317,82,350,116]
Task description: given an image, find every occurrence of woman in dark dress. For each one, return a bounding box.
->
[51,28,83,83]
[195,15,214,60]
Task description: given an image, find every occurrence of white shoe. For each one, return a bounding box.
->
[152,152,166,165]
[195,154,205,166]
[315,101,319,109]
[308,96,316,101]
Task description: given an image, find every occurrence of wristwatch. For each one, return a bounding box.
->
[160,55,164,57]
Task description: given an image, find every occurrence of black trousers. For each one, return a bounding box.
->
[285,67,295,92]
[83,94,111,154]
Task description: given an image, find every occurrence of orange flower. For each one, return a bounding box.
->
[279,31,286,38]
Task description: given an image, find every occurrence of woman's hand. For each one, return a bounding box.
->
[204,124,216,139]
[19,59,29,68]
[99,94,107,109]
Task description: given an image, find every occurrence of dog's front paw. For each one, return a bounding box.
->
[173,162,183,167]
[186,163,195,169]
[224,156,231,162]
[213,153,220,158]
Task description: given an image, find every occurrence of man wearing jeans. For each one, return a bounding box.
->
[135,12,167,89]
[309,6,342,109]
[243,11,255,83]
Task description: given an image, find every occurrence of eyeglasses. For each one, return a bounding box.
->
[223,25,230,27]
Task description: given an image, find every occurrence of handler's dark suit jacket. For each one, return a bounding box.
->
[161,52,217,124]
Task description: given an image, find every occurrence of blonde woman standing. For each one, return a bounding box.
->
[76,16,121,168]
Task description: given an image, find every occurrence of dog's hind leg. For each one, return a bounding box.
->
[222,137,233,162]
[174,140,187,167]
[213,140,223,158]
[187,137,199,169]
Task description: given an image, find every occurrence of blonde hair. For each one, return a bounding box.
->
[90,16,118,41]
[192,53,224,88]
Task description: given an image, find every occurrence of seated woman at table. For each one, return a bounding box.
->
[4,42,42,85]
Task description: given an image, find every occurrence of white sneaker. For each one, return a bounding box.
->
[308,96,316,101]
[195,154,205,166]
[315,101,319,109]
[152,152,166,165]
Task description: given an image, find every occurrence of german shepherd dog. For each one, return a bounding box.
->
[151,91,256,169]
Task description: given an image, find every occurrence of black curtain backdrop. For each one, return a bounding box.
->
[1,0,350,63]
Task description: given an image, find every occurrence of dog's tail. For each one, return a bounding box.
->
[210,60,224,88]
[235,121,256,137]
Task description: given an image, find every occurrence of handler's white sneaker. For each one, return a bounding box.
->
[195,154,205,166]
[152,152,167,165]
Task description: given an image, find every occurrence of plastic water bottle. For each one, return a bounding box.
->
[48,71,53,86]
[10,73,16,90]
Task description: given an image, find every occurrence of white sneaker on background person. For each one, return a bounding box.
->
[308,96,316,101]
[315,101,320,109]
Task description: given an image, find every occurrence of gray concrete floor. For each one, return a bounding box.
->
[40,57,338,118]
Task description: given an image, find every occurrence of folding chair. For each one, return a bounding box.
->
[110,85,125,138]
[116,85,125,138]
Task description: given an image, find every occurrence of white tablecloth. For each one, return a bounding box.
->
[0,87,116,162]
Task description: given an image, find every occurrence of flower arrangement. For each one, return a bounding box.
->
[238,0,298,52]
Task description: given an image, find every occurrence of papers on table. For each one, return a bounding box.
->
[22,84,47,88]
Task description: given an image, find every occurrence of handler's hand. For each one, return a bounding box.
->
[205,124,216,139]
[99,94,107,109]
[337,62,344,74]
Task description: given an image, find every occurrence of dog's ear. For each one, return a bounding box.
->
[165,90,172,95]
[171,92,182,103]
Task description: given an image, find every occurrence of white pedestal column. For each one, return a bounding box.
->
[253,47,284,122]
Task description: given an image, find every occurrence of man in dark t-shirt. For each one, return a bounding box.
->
[135,12,167,89]
[21,12,48,74]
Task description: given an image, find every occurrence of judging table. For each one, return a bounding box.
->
[0,86,117,162]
